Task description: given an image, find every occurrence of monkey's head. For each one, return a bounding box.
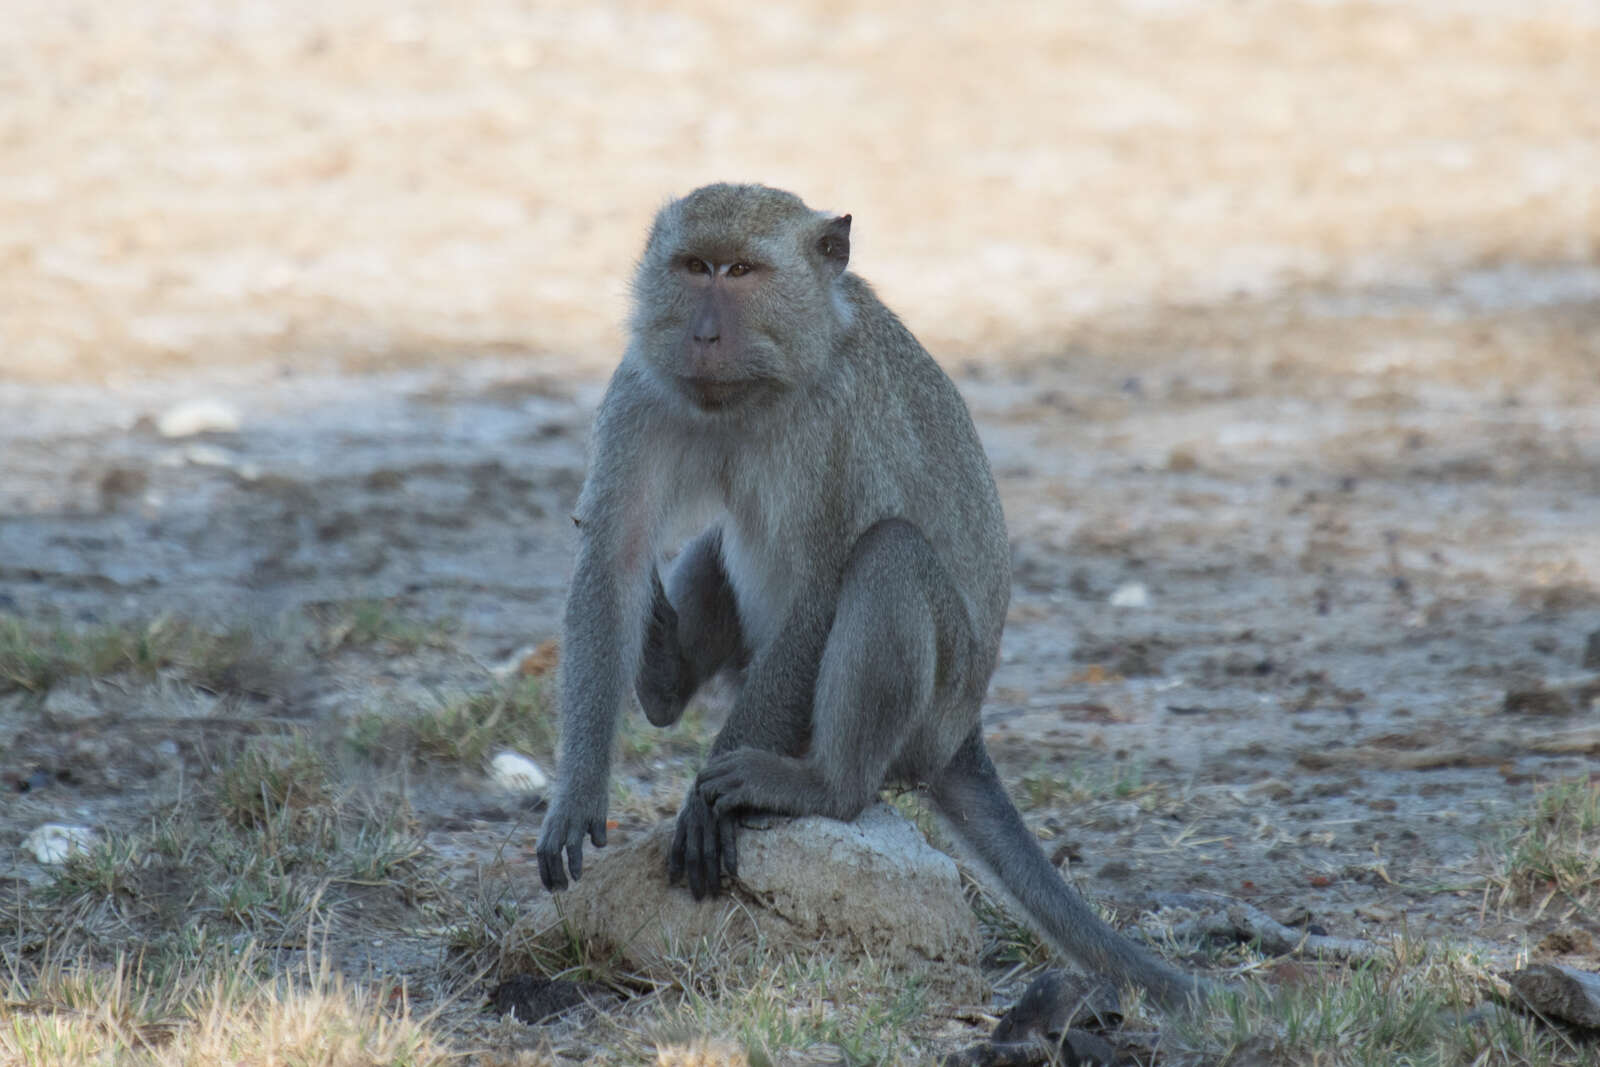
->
[629,184,853,414]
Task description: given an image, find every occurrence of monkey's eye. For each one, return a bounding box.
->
[684,257,711,275]
[726,262,753,278]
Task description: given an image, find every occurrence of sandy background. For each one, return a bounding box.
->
[2,0,1597,384]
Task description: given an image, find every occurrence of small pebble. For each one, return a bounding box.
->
[1108,582,1150,609]
[155,399,240,438]
[490,751,548,794]
[24,824,96,864]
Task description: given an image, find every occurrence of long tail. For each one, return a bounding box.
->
[930,730,1205,1009]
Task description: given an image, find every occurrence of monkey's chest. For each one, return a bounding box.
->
[705,443,833,651]
[718,521,798,653]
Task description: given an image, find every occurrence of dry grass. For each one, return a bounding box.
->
[23,738,434,959]
[1493,777,1600,917]
[4,735,454,1063]
[1172,945,1583,1066]
[308,599,460,656]
[0,945,449,1067]
[656,954,930,1067]
[6,623,1595,1064]
[346,676,556,771]
[0,616,299,701]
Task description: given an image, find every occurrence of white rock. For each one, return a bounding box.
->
[182,443,233,467]
[25,824,96,864]
[490,751,548,793]
[489,645,537,681]
[42,684,100,722]
[1108,581,1150,609]
[156,399,240,438]
[517,804,984,997]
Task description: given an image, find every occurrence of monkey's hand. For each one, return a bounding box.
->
[535,792,608,892]
[668,786,738,900]
[697,748,821,819]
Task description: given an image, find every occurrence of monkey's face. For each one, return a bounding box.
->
[667,254,775,412]
[629,184,853,416]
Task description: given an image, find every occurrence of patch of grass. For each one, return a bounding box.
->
[448,869,650,995]
[442,882,526,980]
[963,876,1053,970]
[0,616,196,694]
[36,833,141,906]
[0,615,296,699]
[1017,757,1149,809]
[1494,777,1600,914]
[217,736,331,832]
[0,616,59,692]
[0,941,449,1066]
[659,954,929,1066]
[181,623,302,700]
[310,598,456,654]
[347,676,555,770]
[29,738,435,959]
[1171,945,1579,1066]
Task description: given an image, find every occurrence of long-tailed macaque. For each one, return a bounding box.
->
[535,184,1204,1007]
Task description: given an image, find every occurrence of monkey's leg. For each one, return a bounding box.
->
[640,526,812,898]
[636,528,744,727]
[637,528,762,899]
[696,518,962,823]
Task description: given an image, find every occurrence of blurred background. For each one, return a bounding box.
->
[3,0,1596,384]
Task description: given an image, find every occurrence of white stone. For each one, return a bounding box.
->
[518,803,983,997]
[42,684,100,722]
[182,443,233,467]
[156,399,240,438]
[490,751,548,793]
[1108,582,1150,608]
[25,824,96,864]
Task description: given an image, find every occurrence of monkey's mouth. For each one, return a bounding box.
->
[680,376,761,412]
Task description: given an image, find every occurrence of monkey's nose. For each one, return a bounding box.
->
[694,331,720,345]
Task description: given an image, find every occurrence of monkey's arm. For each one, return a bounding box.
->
[669,597,830,898]
[536,387,660,892]
[535,546,631,890]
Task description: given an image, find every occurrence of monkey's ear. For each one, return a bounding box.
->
[817,214,851,276]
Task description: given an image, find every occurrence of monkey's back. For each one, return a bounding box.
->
[826,275,1012,659]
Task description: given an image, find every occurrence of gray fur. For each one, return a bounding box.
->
[535,183,1204,1007]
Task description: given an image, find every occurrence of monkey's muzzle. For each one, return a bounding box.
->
[680,376,762,412]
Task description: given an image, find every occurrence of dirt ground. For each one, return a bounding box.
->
[2,0,1599,1062]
